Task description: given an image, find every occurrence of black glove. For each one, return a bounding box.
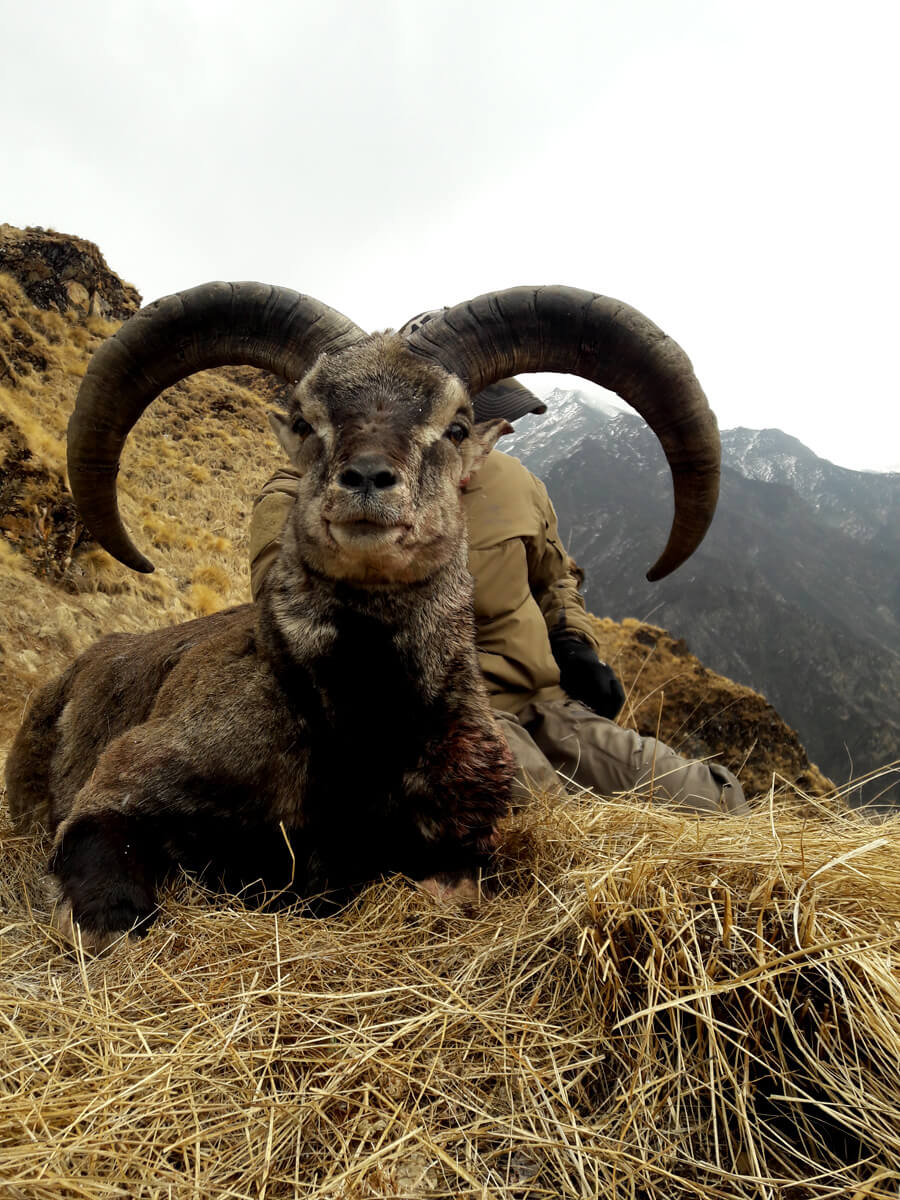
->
[549,634,626,720]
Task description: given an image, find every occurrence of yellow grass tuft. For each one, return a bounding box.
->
[188,581,228,616]
[85,315,119,339]
[0,387,67,476]
[192,563,233,594]
[0,786,898,1197]
[56,346,88,377]
[140,513,178,550]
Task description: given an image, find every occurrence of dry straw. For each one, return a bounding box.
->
[2,778,898,1199]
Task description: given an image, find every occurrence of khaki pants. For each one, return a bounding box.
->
[496,699,748,815]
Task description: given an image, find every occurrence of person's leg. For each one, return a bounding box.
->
[521,699,748,814]
[492,710,564,801]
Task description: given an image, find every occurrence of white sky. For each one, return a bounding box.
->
[5,0,898,470]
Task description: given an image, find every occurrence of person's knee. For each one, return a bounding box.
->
[493,711,562,802]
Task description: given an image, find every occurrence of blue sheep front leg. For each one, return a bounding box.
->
[48,723,186,950]
[48,716,295,951]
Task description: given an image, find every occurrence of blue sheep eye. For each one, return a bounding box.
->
[445,422,469,446]
[292,417,313,438]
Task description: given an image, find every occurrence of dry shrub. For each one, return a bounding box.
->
[188,581,228,616]
[1,782,898,1198]
[192,563,233,594]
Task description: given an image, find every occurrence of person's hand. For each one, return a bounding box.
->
[549,634,625,719]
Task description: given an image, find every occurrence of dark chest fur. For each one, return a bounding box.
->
[273,604,437,775]
[246,603,459,898]
[311,607,432,763]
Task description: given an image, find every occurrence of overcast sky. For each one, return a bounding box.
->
[5,0,898,470]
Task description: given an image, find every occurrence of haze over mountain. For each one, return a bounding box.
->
[504,391,900,805]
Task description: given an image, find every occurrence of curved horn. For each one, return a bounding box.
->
[399,308,545,423]
[404,286,719,581]
[67,281,365,572]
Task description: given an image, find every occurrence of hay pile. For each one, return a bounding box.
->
[2,784,898,1198]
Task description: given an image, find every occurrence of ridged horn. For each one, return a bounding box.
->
[404,286,720,581]
[67,281,365,572]
[399,308,546,423]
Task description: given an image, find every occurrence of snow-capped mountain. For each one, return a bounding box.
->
[503,388,619,471]
[501,391,900,806]
[721,427,899,550]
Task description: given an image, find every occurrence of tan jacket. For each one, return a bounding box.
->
[249,450,601,715]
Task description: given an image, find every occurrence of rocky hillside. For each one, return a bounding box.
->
[504,392,899,805]
[0,227,833,803]
[0,223,140,323]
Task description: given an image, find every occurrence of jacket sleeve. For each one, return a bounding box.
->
[248,466,302,600]
[524,473,602,652]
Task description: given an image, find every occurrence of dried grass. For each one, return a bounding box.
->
[2,782,898,1198]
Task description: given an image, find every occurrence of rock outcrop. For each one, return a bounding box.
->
[0,223,141,321]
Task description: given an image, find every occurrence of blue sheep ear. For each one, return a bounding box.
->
[268,411,306,465]
[467,418,513,477]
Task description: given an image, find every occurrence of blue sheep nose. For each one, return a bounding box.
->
[339,456,398,493]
